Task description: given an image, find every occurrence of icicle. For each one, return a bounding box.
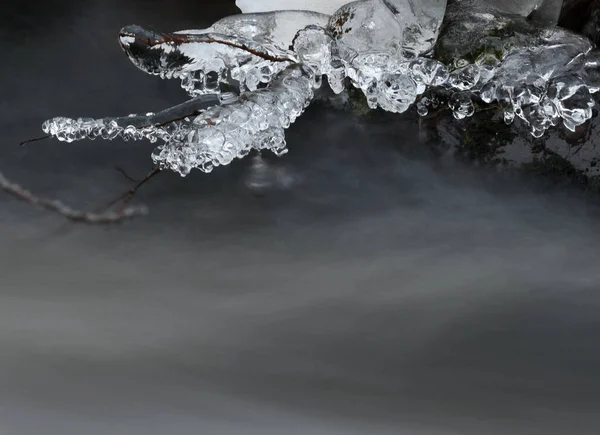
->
[151,65,316,176]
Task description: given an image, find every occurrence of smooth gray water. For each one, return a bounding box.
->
[1,1,600,434]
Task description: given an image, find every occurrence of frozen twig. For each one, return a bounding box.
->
[114,166,138,182]
[20,135,50,147]
[102,167,161,211]
[0,171,147,224]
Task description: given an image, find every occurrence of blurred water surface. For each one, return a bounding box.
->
[0,1,600,434]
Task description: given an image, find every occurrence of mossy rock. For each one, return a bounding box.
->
[434,0,545,64]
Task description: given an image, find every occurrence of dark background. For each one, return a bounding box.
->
[1,1,600,434]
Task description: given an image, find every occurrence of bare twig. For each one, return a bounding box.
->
[20,135,50,147]
[102,167,161,211]
[0,171,147,224]
[125,29,296,63]
[114,166,139,182]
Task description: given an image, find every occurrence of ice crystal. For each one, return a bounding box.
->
[118,24,298,97]
[151,65,315,176]
[40,0,600,178]
[470,0,563,25]
[434,0,599,137]
[236,0,350,15]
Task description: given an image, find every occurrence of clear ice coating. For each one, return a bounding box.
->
[151,65,315,176]
[435,0,599,136]
[465,0,564,25]
[236,0,351,15]
[118,23,298,97]
[41,0,600,177]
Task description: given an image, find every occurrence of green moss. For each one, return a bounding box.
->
[586,176,600,192]
[346,86,373,117]
[219,82,235,92]
[450,107,519,165]
[521,153,587,186]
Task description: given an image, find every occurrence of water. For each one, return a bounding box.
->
[1,1,600,434]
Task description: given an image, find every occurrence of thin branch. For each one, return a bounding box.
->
[21,92,222,150]
[20,135,50,147]
[102,167,161,211]
[0,171,147,224]
[154,112,201,128]
[145,31,296,63]
[114,166,139,182]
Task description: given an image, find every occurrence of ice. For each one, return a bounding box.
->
[318,0,597,136]
[118,24,300,97]
[42,116,180,144]
[40,0,600,178]
[433,0,598,135]
[409,58,449,86]
[549,79,596,132]
[236,0,351,15]
[176,11,330,51]
[376,74,419,113]
[299,0,447,109]
[42,95,221,143]
[292,25,350,93]
[460,0,564,25]
[120,12,329,98]
[449,91,475,119]
[447,64,480,91]
[151,65,315,176]
[329,0,446,58]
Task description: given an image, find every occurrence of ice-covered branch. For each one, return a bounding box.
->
[42,94,221,143]
[434,0,600,136]
[23,0,600,202]
[119,24,299,96]
[152,64,317,175]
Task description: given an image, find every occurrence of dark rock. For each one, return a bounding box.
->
[559,0,600,45]
[418,102,600,191]
[560,0,592,31]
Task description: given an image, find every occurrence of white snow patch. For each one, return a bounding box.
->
[236,0,348,15]
[119,35,136,46]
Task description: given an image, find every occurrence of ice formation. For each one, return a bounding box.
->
[474,0,563,25]
[236,0,350,15]
[151,64,315,175]
[40,0,600,177]
[436,0,599,137]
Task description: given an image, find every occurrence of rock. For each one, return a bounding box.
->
[582,0,600,45]
[559,0,593,30]
[418,99,600,190]
[467,0,564,25]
